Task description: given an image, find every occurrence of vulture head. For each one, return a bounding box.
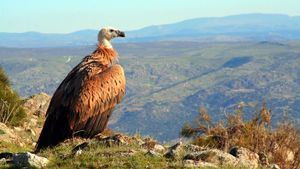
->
[98,27,125,48]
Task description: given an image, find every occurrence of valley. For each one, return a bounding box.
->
[1,40,299,141]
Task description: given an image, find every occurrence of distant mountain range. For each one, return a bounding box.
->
[1,13,300,48]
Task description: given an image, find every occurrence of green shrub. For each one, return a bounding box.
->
[0,67,26,125]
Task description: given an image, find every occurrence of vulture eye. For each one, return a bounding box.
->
[109,29,114,33]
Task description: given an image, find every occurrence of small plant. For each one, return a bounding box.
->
[181,101,300,169]
[0,67,26,125]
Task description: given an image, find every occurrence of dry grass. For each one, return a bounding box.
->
[181,102,300,169]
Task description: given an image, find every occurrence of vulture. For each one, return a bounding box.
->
[36,27,126,150]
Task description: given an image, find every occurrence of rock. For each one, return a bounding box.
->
[229,147,259,169]
[22,115,41,138]
[94,133,108,140]
[23,92,51,117]
[145,150,161,157]
[13,127,23,132]
[184,144,207,152]
[0,123,23,145]
[26,129,36,136]
[112,134,129,145]
[29,118,38,127]
[0,123,14,137]
[183,160,218,168]
[164,142,182,159]
[12,152,49,168]
[153,144,165,152]
[184,149,238,166]
[0,158,6,163]
[183,160,197,168]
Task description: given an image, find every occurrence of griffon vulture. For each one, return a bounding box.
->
[36,27,126,150]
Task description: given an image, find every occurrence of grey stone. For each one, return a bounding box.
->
[184,149,238,166]
[184,144,207,152]
[145,150,161,157]
[230,146,259,169]
[153,144,165,152]
[23,92,51,117]
[12,152,49,168]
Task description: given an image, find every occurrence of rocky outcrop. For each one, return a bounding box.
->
[145,150,162,157]
[0,122,27,147]
[141,137,165,153]
[229,146,259,169]
[1,152,49,168]
[81,136,266,169]
[153,144,165,152]
[0,152,50,169]
[0,123,17,142]
[184,144,207,152]
[184,149,238,166]
[182,145,275,169]
[22,92,51,117]
[0,129,281,168]
[12,152,49,168]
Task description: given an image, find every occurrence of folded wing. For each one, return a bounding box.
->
[36,64,126,150]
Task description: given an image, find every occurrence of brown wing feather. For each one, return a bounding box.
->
[36,61,125,150]
[70,64,126,135]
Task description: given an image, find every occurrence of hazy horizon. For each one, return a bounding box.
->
[0,13,299,34]
[1,0,300,33]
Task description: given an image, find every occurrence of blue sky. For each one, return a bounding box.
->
[1,0,300,33]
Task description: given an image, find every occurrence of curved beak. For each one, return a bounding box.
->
[116,30,125,37]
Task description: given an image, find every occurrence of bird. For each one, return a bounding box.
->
[36,27,126,151]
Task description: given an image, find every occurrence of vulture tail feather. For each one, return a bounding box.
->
[36,110,72,151]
